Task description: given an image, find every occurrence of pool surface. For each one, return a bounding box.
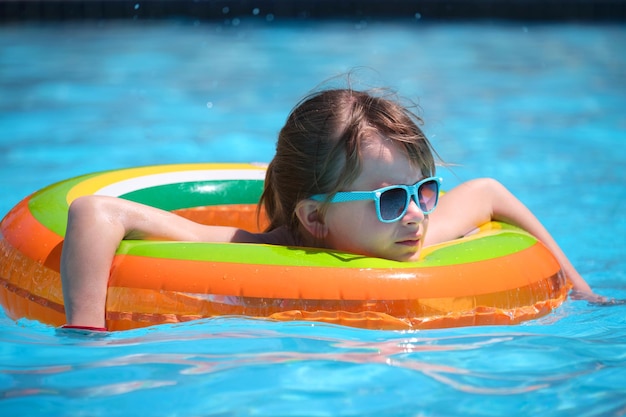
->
[1,18,626,416]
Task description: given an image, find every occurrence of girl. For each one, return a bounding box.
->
[61,88,597,330]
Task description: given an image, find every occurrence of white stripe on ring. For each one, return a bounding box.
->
[94,169,266,197]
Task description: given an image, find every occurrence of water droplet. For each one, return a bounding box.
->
[134,3,140,10]
[206,102,214,109]
[252,8,260,16]
[414,12,422,20]
[222,7,229,14]
[266,13,274,22]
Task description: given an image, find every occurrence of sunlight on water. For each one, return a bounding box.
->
[2,307,626,416]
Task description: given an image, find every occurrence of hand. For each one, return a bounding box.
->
[570,290,626,306]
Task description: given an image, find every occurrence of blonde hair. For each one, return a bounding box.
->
[259,88,437,234]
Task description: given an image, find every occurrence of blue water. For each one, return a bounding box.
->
[1,19,626,416]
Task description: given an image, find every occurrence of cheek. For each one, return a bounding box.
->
[324,203,390,251]
[325,202,374,231]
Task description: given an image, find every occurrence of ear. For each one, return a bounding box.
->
[295,199,328,239]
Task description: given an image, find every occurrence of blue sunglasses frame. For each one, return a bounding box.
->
[310,176,442,223]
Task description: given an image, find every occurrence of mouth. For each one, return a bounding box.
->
[397,238,421,247]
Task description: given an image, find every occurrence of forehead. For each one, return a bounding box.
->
[353,136,423,189]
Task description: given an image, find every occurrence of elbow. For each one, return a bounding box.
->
[464,178,513,223]
[470,178,509,203]
[68,195,112,223]
[66,195,127,236]
[463,177,508,202]
[470,177,506,193]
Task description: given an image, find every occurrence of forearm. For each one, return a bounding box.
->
[485,179,592,294]
[61,196,126,327]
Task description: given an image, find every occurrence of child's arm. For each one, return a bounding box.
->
[426,178,598,298]
[60,195,259,328]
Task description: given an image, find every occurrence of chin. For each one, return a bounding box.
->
[404,253,422,262]
[386,250,421,263]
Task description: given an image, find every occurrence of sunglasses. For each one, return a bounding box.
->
[310,176,442,223]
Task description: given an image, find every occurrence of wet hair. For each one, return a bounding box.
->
[259,88,437,235]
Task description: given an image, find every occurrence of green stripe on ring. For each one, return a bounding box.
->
[28,173,264,236]
[117,229,537,268]
[118,180,264,210]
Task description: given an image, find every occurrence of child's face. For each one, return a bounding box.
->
[322,136,429,262]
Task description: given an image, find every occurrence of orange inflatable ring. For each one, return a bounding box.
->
[0,163,570,331]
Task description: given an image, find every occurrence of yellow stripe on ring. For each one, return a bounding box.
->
[66,163,266,205]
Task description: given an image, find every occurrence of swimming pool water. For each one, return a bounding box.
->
[1,19,625,416]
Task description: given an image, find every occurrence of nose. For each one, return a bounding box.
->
[402,198,425,224]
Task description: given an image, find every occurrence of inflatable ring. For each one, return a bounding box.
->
[0,163,570,331]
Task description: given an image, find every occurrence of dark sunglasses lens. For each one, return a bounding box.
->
[418,180,439,212]
[379,187,409,220]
